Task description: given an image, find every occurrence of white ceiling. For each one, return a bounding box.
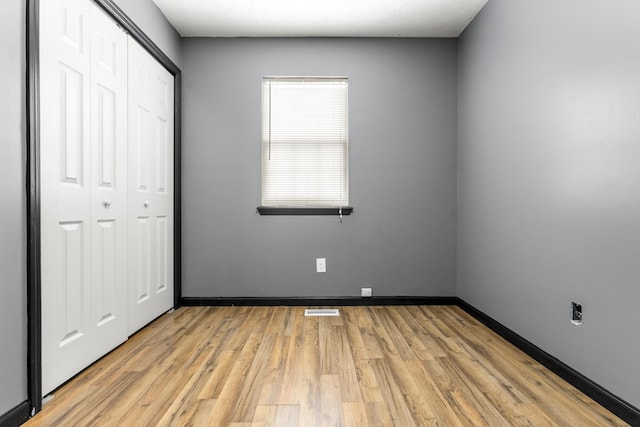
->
[152,0,488,38]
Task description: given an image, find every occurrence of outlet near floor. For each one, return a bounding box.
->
[316,258,326,273]
[361,288,372,297]
[571,301,583,326]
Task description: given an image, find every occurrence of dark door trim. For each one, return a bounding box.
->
[26,0,182,416]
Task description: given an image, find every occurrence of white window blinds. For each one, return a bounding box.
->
[261,77,349,207]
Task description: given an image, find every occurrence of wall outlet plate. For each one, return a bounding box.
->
[361,287,372,297]
[316,258,326,273]
[571,301,583,326]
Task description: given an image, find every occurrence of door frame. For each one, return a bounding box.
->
[26,0,182,415]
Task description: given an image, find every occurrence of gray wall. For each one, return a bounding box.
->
[181,38,457,298]
[113,0,182,66]
[0,0,28,416]
[458,0,640,407]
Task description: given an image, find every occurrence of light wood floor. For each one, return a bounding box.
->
[24,305,627,426]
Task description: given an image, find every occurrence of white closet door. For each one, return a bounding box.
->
[127,37,175,334]
[40,0,128,394]
[89,2,128,354]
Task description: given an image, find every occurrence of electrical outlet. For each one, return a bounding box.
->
[571,301,583,326]
[361,287,372,297]
[316,258,326,273]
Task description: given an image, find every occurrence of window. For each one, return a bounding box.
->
[260,77,350,214]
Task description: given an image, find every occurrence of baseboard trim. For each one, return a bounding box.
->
[181,296,458,307]
[457,298,640,426]
[0,401,31,427]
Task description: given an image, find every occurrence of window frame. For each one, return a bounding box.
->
[258,76,352,216]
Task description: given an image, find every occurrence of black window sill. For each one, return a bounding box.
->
[257,206,353,216]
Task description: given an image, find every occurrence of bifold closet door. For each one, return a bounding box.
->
[127,38,175,335]
[40,0,128,394]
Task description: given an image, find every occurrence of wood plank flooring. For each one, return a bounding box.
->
[23,306,627,426]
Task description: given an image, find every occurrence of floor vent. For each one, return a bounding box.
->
[304,308,340,317]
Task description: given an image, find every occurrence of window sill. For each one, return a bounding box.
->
[257,206,353,216]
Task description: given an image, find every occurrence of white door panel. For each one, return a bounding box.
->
[128,37,174,335]
[89,0,128,354]
[41,0,128,394]
[41,0,92,395]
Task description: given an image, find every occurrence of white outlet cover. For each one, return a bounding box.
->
[361,288,372,297]
[316,258,326,273]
